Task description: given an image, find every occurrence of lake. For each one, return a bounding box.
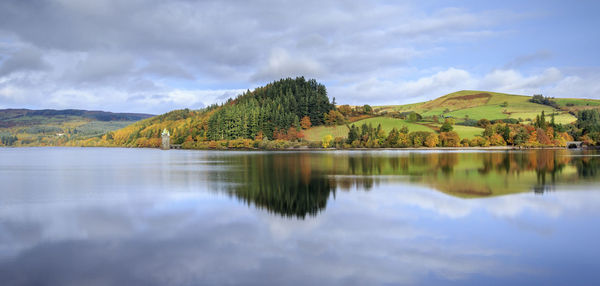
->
[0,147,599,285]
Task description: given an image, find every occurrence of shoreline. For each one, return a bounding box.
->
[2,145,594,151]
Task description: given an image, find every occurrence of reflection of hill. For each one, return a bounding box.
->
[324,150,596,198]
[223,154,335,219]
[216,150,600,218]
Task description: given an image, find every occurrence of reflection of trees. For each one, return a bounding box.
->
[217,150,600,217]
[224,154,334,219]
[333,150,598,197]
[575,154,599,179]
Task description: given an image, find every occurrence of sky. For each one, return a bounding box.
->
[0,0,599,114]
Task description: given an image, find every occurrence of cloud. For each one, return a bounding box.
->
[0,0,522,112]
[332,66,599,105]
[0,47,49,76]
[125,88,246,111]
[0,1,598,112]
[331,68,475,105]
[251,48,324,82]
[0,187,519,285]
[65,51,135,83]
[503,50,553,69]
[479,67,563,92]
[547,73,600,99]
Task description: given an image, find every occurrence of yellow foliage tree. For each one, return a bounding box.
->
[322,135,333,148]
[425,134,439,147]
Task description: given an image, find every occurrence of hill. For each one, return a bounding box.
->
[75,77,335,148]
[13,84,598,149]
[308,90,598,141]
[376,90,596,124]
[0,109,153,146]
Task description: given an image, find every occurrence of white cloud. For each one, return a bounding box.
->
[0,1,598,112]
[547,74,600,99]
[330,67,475,105]
[331,66,600,105]
[0,0,520,112]
[479,67,562,93]
[251,48,324,82]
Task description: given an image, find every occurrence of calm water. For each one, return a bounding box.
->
[1,147,599,285]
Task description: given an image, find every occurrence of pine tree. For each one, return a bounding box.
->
[502,124,511,143]
[347,124,359,144]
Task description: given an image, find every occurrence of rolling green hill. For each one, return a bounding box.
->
[376,90,595,123]
[309,90,600,141]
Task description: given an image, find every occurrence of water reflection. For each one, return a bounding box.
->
[213,150,600,218]
[222,154,334,218]
[1,148,600,285]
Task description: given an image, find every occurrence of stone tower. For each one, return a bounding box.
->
[161,128,170,150]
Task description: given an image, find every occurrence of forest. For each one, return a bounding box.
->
[205,77,333,141]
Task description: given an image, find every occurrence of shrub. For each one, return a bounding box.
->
[322,135,334,148]
[469,136,488,147]
[477,118,491,128]
[458,119,478,126]
[409,131,431,147]
[333,136,345,148]
[488,134,506,146]
[439,131,460,147]
[440,121,453,132]
[308,141,322,148]
[425,134,439,147]
[529,94,558,108]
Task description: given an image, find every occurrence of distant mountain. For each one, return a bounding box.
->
[0,109,154,146]
[0,109,153,128]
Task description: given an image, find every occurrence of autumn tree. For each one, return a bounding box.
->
[425,133,439,147]
[489,134,506,146]
[386,128,400,147]
[338,105,352,116]
[300,116,312,129]
[322,135,333,148]
[439,131,460,147]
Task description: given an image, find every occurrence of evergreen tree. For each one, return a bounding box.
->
[347,124,359,144]
[502,124,511,143]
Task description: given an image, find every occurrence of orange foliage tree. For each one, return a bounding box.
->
[300,116,312,129]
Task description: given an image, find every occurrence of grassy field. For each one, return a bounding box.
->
[350,117,432,133]
[554,98,600,107]
[449,125,484,139]
[376,90,583,122]
[303,125,349,141]
[304,117,436,141]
